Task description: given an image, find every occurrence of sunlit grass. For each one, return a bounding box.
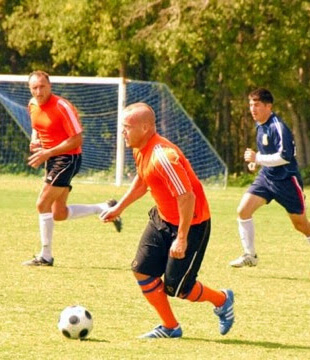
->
[0,175,309,360]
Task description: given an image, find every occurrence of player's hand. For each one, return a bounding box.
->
[29,140,41,153]
[99,206,121,223]
[244,148,256,163]
[28,149,50,168]
[248,162,256,172]
[169,238,187,259]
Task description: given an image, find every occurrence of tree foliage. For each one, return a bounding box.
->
[1,0,310,173]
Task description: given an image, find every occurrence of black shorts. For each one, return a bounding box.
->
[131,207,211,297]
[45,154,82,188]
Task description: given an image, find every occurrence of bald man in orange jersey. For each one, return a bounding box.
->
[23,71,121,267]
[100,103,235,338]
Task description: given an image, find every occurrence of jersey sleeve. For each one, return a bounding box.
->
[256,152,289,167]
[152,145,192,197]
[272,121,295,162]
[57,99,83,136]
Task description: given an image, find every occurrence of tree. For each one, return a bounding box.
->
[3,0,159,77]
[0,0,28,73]
[138,0,310,172]
[2,0,310,173]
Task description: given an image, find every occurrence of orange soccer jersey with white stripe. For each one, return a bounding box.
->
[28,94,82,154]
[133,133,210,225]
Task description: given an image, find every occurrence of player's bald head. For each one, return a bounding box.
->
[122,103,156,149]
[123,103,156,127]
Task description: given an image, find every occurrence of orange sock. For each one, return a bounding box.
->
[138,277,178,329]
[182,281,226,307]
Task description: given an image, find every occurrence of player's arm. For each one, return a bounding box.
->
[99,174,148,222]
[114,174,148,211]
[246,122,294,168]
[169,191,196,259]
[28,133,83,168]
[245,148,289,168]
[255,152,289,167]
[152,146,195,259]
[29,129,41,153]
[256,124,294,167]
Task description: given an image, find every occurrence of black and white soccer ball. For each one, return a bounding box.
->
[58,305,93,340]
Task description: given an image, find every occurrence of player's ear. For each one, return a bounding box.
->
[142,121,150,132]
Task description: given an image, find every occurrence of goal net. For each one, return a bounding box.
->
[0,75,227,187]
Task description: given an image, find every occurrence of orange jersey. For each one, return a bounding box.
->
[133,133,210,225]
[28,94,82,154]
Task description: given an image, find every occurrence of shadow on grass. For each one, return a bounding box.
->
[53,266,131,271]
[251,274,310,283]
[184,337,310,350]
[81,338,110,343]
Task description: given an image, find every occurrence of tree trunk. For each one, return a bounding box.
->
[286,101,307,168]
[299,113,310,166]
[298,65,310,167]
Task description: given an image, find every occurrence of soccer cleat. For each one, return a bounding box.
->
[100,199,122,232]
[22,255,54,266]
[229,253,258,268]
[138,324,183,339]
[214,289,235,335]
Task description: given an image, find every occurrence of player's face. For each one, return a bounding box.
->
[122,113,146,149]
[29,75,52,105]
[249,98,272,124]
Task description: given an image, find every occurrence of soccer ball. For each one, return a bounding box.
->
[58,305,93,340]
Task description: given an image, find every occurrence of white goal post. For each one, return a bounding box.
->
[0,75,126,185]
[0,75,227,187]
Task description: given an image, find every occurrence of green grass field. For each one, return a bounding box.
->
[0,174,309,360]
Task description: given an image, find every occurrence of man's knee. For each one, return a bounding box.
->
[53,212,67,221]
[237,205,245,218]
[290,214,310,235]
[293,220,310,235]
[52,206,69,221]
[237,203,254,219]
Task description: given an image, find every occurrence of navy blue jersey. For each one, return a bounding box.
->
[256,113,300,180]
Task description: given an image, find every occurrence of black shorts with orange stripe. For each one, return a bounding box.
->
[131,206,211,297]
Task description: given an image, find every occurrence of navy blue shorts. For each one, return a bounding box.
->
[248,172,305,214]
[45,154,81,188]
[131,207,211,297]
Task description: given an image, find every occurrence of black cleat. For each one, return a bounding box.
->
[22,255,54,266]
[106,199,122,232]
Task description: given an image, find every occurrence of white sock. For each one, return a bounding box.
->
[39,213,54,261]
[66,203,109,220]
[238,218,256,255]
